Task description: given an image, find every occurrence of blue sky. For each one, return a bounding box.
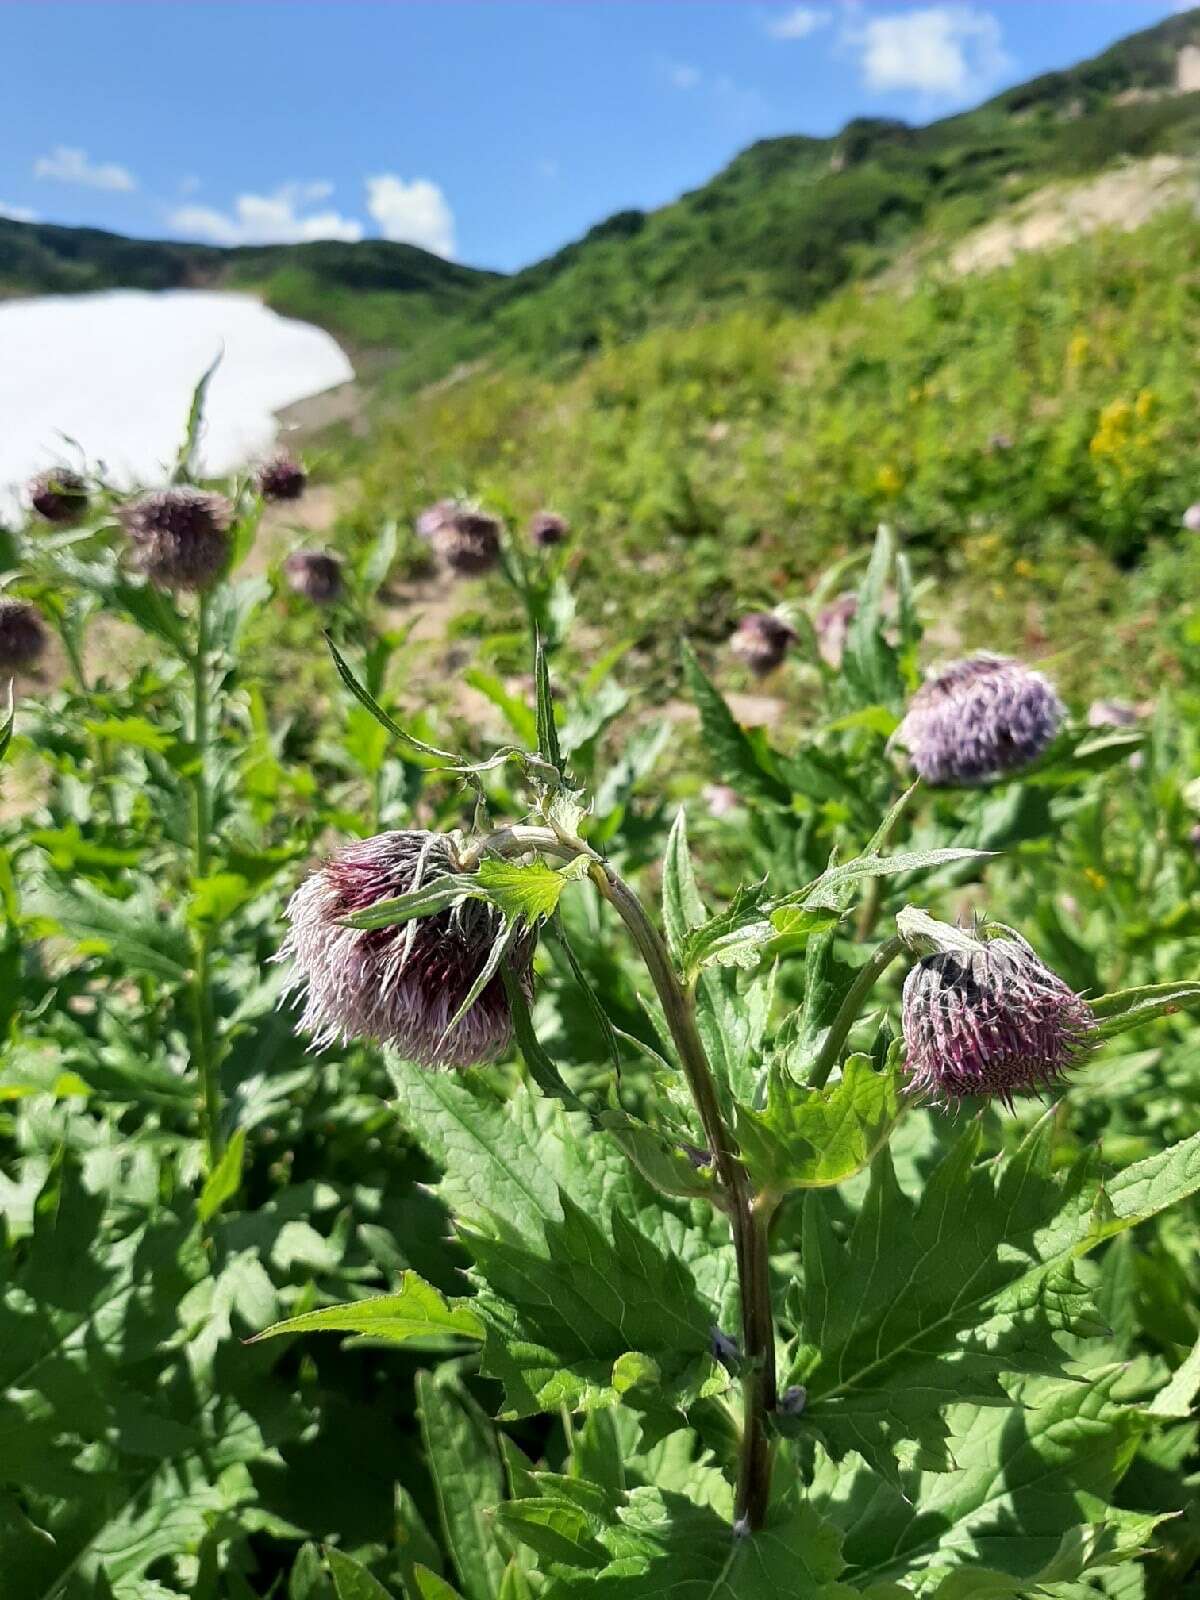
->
[0,2,1190,273]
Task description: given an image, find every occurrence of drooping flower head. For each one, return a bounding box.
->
[257,453,307,502]
[283,550,343,604]
[119,488,233,591]
[898,910,1094,1106]
[0,599,48,671]
[277,829,532,1068]
[896,652,1063,785]
[729,612,796,677]
[431,508,503,576]
[530,510,569,548]
[27,467,88,525]
[815,593,858,668]
[1183,504,1200,534]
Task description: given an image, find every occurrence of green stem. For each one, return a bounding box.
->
[471,824,775,1529]
[190,591,221,1167]
[808,935,905,1091]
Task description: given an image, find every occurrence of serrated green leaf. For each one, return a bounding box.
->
[417,1372,507,1600]
[736,1055,907,1197]
[1091,980,1200,1039]
[197,1127,246,1222]
[661,808,706,964]
[476,856,581,924]
[326,1547,397,1600]
[677,882,773,980]
[250,1272,484,1346]
[779,848,991,913]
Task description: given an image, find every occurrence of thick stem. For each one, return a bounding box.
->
[189,591,221,1167]
[470,824,775,1528]
[808,934,905,1090]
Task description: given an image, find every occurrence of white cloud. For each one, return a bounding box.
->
[845,5,1010,100]
[668,61,703,89]
[169,182,363,246]
[34,145,137,192]
[766,6,832,40]
[0,203,38,223]
[365,175,456,257]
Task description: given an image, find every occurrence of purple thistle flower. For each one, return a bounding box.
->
[897,652,1063,785]
[283,550,343,604]
[432,508,503,577]
[256,453,306,502]
[1190,823,1200,857]
[729,612,796,677]
[415,499,460,541]
[703,783,742,819]
[0,599,48,670]
[901,921,1095,1106]
[530,510,569,548]
[1183,504,1200,534]
[27,467,88,524]
[119,488,233,592]
[815,593,858,668]
[277,829,532,1068]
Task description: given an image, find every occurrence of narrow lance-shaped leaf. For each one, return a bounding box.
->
[250,1271,484,1346]
[417,1371,508,1600]
[535,628,563,775]
[1090,980,1200,1039]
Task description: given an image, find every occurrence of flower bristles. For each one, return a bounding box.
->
[0,600,48,670]
[902,926,1094,1105]
[897,652,1063,785]
[283,550,343,604]
[119,488,233,591]
[729,612,796,677]
[28,468,88,524]
[277,830,532,1068]
[257,453,307,502]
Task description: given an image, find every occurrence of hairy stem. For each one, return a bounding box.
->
[190,591,221,1167]
[808,934,905,1090]
[473,823,776,1528]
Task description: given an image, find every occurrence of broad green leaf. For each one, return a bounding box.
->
[476,856,585,924]
[417,1371,507,1600]
[326,1547,397,1600]
[82,715,177,753]
[413,1570,468,1600]
[197,1127,246,1222]
[735,1054,907,1197]
[1091,980,1200,1039]
[250,1272,484,1346]
[786,1121,1200,1481]
[598,1112,716,1203]
[680,644,792,808]
[32,880,190,983]
[1149,1332,1200,1418]
[495,1494,609,1570]
[361,516,400,598]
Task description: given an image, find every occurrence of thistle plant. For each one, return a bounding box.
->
[896,651,1064,784]
[283,548,343,603]
[256,451,307,501]
[27,466,89,524]
[729,610,796,676]
[0,598,49,671]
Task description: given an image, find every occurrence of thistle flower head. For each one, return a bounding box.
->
[815,593,857,667]
[415,499,460,540]
[119,487,233,591]
[256,453,306,502]
[1183,504,1200,534]
[530,510,569,548]
[896,652,1063,785]
[729,611,796,677]
[0,599,48,670]
[898,911,1095,1106]
[28,467,88,524]
[283,550,343,604]
[431,508,502,576]
[277,829,532,1068]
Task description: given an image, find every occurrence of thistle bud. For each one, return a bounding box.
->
[815,593,857,668]
[530,510,569,548]
[1183,504,1200,533]
[729,612,796,677]
[27,467,88,524]
[896,652,1063,785]
[256,453,306,502]
[1087,699,1137,729]
[0,599,48,670]
[431,508,502,576]
[283,550,343,604]
[898,911,1094,1105]
[277,829,532,1068]
[119,488,233,592]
